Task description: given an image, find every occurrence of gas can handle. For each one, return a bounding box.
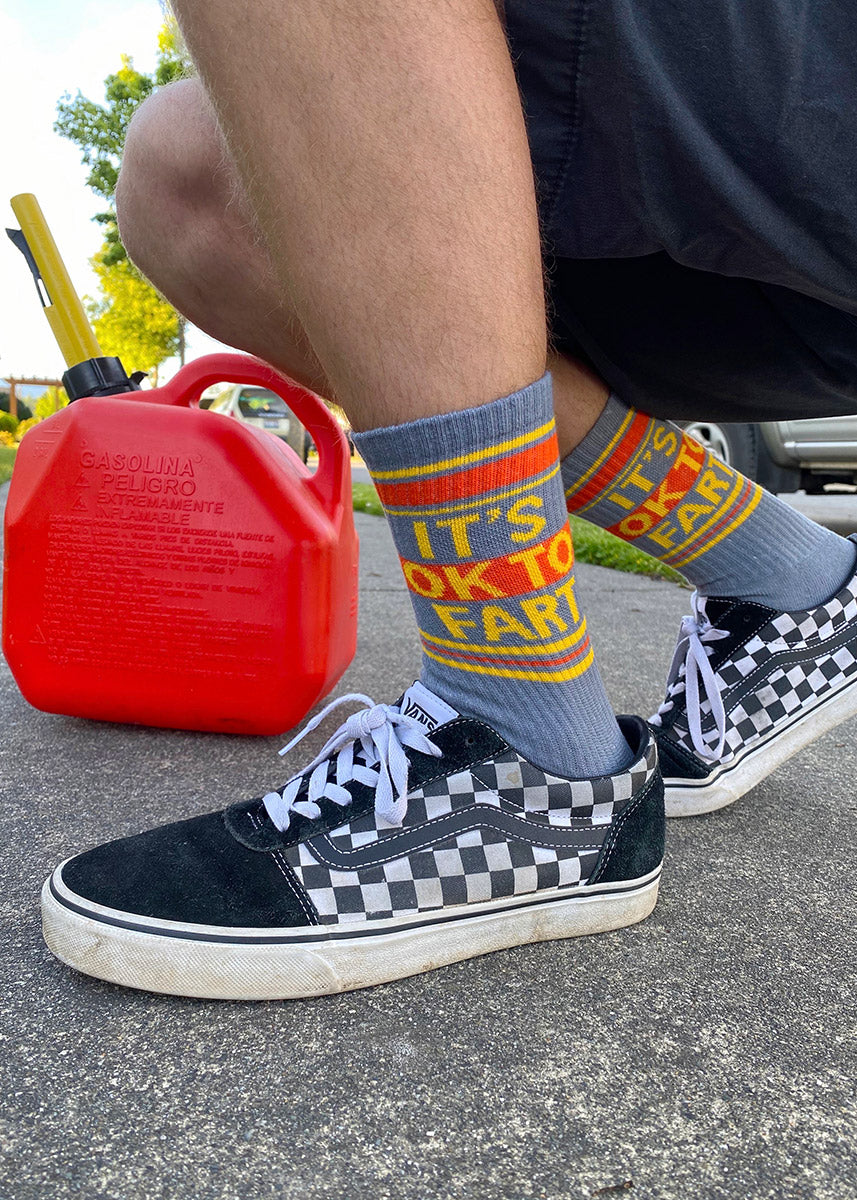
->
[149,353,349,510]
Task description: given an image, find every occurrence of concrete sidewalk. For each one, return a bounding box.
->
[0,491,855,1200]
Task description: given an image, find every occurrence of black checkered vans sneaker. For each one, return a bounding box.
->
[651,558,857,817]
[42,682,664,1000]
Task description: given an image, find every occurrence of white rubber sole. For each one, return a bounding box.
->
[42,865,661,1001]
[664,673,857,817]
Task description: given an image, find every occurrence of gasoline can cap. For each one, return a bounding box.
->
[62,356,139,401]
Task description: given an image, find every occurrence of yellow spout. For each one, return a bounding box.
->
[10,193,103,368]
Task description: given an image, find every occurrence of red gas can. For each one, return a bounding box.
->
[2,354,359,735]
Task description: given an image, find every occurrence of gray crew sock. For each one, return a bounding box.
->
[562,394,856,610]
[354,376,632,777]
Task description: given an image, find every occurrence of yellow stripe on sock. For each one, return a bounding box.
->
[369,418,556,481]
[670,483,764,569]
[418,621,589,657]
[563,406,636,498]
[422,643,596,682]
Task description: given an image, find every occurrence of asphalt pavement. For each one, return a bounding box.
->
[0,482,855,1200]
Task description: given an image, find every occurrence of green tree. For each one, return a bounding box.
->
[54,12,190,263]
[55,55,153,263]
[0,391,32,420]
[87,255,179,380]
[54,10,191,373]
[34,386,69,420]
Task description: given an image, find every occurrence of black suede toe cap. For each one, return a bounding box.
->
[61,811,316,928]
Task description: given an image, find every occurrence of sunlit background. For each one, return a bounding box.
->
[0,0,227,384]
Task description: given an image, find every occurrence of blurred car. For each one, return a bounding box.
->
[682,415,857,493]
[303,410,355,461]
[205,385,307,459]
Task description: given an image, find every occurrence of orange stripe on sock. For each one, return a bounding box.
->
[400,527,574,601]
[381,463,560,518]
[605,435,706,539]
[422,641,595,682]
[376,432,559,509]
[564,412,651,511]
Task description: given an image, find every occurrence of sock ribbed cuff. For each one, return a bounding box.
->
[355,375,554,474]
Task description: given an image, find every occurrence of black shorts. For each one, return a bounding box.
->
[504,0,857,421]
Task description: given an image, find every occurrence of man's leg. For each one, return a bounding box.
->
[42,0,664,1000]
[116,79,332,398]
[119,73,857,822]
[170,0,544,429]
[117,77,609,441]
[558,397,857,817]
[120,2,857,827]
[120,16,626,779]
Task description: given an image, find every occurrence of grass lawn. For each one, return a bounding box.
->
[0,445,16,485]
[351,480,685,584]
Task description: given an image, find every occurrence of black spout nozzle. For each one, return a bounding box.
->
[62,357,141,402]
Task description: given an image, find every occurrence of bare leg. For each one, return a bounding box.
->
[34,0,662,1011]
[165,0,546,431]
[118,77,607,445]
[132,5,631,780]
[116,79,331,399]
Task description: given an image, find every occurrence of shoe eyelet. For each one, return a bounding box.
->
[465,735,475,747]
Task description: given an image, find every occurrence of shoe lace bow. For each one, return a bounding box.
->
[262,693,443,832]
[650,593,731,762]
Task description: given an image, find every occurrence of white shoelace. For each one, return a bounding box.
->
[262,693,443,832]
[650,593,731,762]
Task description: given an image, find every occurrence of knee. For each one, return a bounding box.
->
[116,77,230,267]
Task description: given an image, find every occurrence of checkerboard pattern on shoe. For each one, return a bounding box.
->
[41,683,664,1000]
[280,705,656,925]
[651,545,857,816]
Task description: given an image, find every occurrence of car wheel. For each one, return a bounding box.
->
[681,420,758,479]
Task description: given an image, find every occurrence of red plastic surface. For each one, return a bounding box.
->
[2,354,359,735]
